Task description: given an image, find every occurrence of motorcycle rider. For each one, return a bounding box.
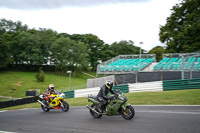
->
[97,80,115,113]
[46,84,55,95]
[43,84,55,107]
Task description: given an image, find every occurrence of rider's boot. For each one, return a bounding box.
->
[45,100,50,108]
[97,104,103,113]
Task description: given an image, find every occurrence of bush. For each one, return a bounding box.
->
[35,68,45,82]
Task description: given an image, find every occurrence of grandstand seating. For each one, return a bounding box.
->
[100,58,154,72]
[193,57,200,70]
[97,53,200,74]
[154,57,200,71]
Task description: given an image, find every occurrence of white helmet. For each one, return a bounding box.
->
[49,84,55,90]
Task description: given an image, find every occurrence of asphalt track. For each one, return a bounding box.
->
[0,105,200,133]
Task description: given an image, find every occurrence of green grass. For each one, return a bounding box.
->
[1,89,199,111]
[0,71,94,98]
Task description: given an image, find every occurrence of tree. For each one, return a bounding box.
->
[35,67,45,82]
[159,0,200,53]
[69,34,105,71]
[50,36,88,75]
[69,41,89,74]
[0,19,29,69]
[0,19,28,34]
[0,33,11,69]
[110,40,143,56]
[100,44,115,62]
[86,34,105,71]
[148,46,165,61]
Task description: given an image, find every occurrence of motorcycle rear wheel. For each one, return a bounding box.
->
[90,104,102,118]
[61,101,69,112]
[120,105,135,120]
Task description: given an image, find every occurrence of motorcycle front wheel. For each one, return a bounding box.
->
[61,101,69,112]
[120,105,135,120]
[90,104,102,118]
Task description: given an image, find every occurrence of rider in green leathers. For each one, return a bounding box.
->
[97,80,115,112]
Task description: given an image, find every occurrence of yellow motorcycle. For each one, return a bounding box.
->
[38,90,69,112]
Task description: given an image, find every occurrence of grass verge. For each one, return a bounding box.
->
[1,89,199,111]
[0,71,95,98]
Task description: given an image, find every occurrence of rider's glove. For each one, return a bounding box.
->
[114,94,118,98]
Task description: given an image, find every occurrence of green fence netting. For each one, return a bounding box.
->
[64,91,74,98]
[113,84,129,93]
[163,78,200,91]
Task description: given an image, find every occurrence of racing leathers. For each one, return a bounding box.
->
[43,88,55,107]
[97,84,115,112]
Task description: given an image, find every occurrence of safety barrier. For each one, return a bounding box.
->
[74,87,100,98]
[0,96,39,109]
[129,81,163,93]
[163,78,200,91]
[113,84,129,93]
[73,84,129,98]
[63,91,74,99]
[1,79,199,109]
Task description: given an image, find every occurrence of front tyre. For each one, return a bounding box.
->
[90,104,102,118]
[41,105,50,112]
[120,105,135,120]
[61,101,69,112]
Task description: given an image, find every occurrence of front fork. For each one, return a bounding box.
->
[60,101,64,108]
[121,103,131,110]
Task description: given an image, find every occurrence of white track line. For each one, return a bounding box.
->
[134,105,200,107]
[0,131,16,133]
[137,110,200,115]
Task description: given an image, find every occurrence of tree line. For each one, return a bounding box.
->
[0,18,142,74]
[1,0,199,74]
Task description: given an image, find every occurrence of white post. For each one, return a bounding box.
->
[67,71,72,91]
[180,54,184,80]
[139,42,143,71]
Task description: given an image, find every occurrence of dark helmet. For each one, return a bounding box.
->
[49,84,55,90]
[105,80,113,90]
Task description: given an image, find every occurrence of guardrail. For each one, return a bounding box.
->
[63,91,74,98]
[113,84,129,93]
[129,81,163,93]
[1,79,199,109]
[74,87,100,98]
[163,78,200,91]
[63,79,200,99]
[0,96,39,109]
[73,84,129,98]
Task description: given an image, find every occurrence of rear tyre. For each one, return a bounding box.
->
[41,105,50,112]
[120,105,135,120]
[61,101,69,112]
[90,104,102,118]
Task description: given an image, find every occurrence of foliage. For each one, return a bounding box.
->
[159,0,200,53]
[0,33,11,68]
[0,18,148,72]
[0,18,28,34]
[50,36,88,75]
[35,68,45,82]
[69,34,106,71]
[148,46,165,61]
[110,40,144,56]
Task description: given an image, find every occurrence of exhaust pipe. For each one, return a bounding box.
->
[86,105,102,115]
[37,100,45,106]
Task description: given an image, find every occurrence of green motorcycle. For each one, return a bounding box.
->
[86,90,135,120]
